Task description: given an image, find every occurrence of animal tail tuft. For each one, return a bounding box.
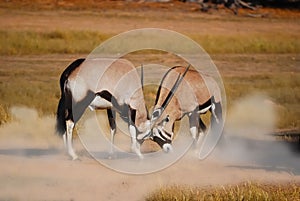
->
[56,95,66,136]
[55,58,85,136]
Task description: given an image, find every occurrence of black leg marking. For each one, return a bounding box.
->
[107,109,116,131]
[72,90,95,123]
[189,111,199,129]
[130,108,136,125]
[199,117,207,133]
[64,88,73,121]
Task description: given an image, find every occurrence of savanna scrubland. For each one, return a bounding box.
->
[0,1,299,200]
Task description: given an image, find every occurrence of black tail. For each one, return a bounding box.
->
[56,95,67,135]
[55,58,85,136]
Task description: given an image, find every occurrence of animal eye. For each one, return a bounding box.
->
[165,115,170,122]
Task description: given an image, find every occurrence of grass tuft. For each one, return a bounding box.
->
[146,182,300,201]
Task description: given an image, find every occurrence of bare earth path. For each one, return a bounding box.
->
[0,134,298,201]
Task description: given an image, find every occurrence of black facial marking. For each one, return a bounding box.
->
[152,136,166,148]
[158,130,172,143]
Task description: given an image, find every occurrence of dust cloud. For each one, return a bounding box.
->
[212,93,300,175]
[0,106,62,156]
[0,104,298,201]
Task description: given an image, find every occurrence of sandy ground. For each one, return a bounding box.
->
[0,105,299,201]
[0,145,298,201]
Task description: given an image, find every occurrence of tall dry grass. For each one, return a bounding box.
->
[146,182,300,201]
[0,30,111,55]
[1,30,300,55]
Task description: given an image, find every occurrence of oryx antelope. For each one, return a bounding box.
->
[56,58,150,160]
[149,65,223,150]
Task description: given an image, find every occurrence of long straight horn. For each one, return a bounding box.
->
[161,64,190,112]
[141,64,144,90]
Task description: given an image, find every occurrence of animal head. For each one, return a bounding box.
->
[150,114,174,152]
[143,65,191,152]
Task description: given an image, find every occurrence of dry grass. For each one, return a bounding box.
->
[191,33,300,54]
[0,30,110,55]
[0,55,299,130]
[146,182,300,201]
[0,57,64,124]
[1,30,299,55]
[224,73,300,129]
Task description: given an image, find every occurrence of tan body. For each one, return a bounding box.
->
[56,58,150,160]
[151,66,222,149]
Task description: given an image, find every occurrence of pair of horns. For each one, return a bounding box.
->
[141,64,190,118]
[139,64,190,141]
[148,64,190,124]
[160,64,190,114]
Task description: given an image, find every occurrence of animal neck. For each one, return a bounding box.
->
[135,108,150,133]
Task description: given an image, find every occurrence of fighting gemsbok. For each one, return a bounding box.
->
[147,65,223,150]
[56,58,150,160]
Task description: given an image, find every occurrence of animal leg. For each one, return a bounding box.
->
[210,96,222,125]
[107,109,116,156]
[188,111,200,142]
[66,119,78,160]
[197,117,207,145]
[129,125,143,159]
[63,133,67,149]
[128,108,143,159]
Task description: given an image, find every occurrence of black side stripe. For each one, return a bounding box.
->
[198,98,212,112]
[96,90,136,125]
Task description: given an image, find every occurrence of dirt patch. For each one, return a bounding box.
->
[0,107,299,200]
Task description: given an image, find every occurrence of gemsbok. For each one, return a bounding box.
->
[56,58,150,160]
[147,65,223,151]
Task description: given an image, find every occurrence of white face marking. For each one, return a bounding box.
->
[160,129,172,141]
[163,143,173,153]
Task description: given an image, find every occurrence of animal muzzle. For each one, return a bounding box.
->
[162,143,173,153]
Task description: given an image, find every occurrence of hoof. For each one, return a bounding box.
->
[137,153,144,160]
[70,154,79,161]
[108,152,116,160]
